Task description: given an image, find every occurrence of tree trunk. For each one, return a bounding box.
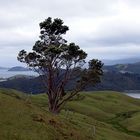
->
[49,105,60,114]
[48,100,60,114]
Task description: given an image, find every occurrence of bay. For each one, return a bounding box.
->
[0,69,38,78]
[125,93,140,99]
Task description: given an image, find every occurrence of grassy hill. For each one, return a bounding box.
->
[0,89,140,140]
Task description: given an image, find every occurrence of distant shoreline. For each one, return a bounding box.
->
[0,69,38,78]
[124,90,140,93]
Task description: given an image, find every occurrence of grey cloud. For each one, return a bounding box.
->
[84,45,140,60]
[0,0,140,66]
[87,33,140,46]
[0,0,116,17]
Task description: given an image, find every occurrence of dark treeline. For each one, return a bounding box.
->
[0,71,140,94]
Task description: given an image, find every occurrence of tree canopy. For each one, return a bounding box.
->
[17,17,103,113]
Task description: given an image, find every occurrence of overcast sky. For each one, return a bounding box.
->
[0,0,140,67]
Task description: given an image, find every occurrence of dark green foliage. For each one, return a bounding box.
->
[17,17,103,113]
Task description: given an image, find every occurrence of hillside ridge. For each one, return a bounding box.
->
[0,88,140,140]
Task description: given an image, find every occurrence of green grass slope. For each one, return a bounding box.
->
[0,89,140,140]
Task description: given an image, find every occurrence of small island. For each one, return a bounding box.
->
[0,67,9,70]
[8,66,30,71]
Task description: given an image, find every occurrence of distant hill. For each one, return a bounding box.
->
[0,62,140,93]
[7,75,35,80]
[104,62,140,74]
[0,71,140,93]
[103,58,140,65]
[8,66,30,71]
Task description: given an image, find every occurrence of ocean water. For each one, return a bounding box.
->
[125,93,140,99]
[0,69,38,78]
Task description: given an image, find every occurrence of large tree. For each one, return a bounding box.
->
[17,17,103,114]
